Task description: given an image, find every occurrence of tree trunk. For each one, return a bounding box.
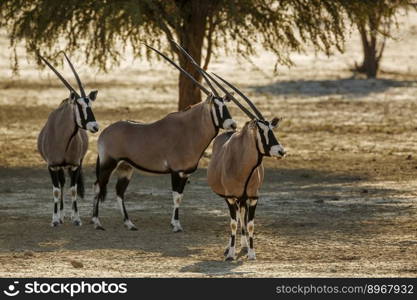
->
[358,28,378,78]
[175,1,209,111]
[356,20,385,79]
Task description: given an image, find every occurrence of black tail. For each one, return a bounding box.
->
[58,168,65,188]
[77,166,85,199]
[95,155,100,181]
[95,155,109,203]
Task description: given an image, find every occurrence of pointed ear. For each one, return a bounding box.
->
[271,117,282,128]
[224,92,235,102]
[88,90,98,101]
[69,91,77,103]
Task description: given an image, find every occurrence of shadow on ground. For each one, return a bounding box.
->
[251,77,417,98]
[0,166,414,263]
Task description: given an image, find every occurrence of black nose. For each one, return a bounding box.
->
[91,126,99,133]
[231,123,237,130]
[278,150,286,157]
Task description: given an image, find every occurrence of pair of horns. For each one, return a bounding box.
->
[38,52,86,98]
[146,41,264,120]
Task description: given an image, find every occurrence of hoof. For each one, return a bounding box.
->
[129,227,138,231]
[247,249,256,260]
[225,256,234,261]
[172,226,183,233]
[51,221,60,227]
[224,247,230,256]
[73,220,82,226]
[95,225,105,231]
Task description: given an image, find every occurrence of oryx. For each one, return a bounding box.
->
[206,73,286,260]
[92,44,237,232]
[37,53,99,227]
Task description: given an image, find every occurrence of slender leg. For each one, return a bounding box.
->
[115,162,136,230]
[224,197,238,261]
[246,197,258,260]
[92,157,117,230]
[48,167,62,227]
[170,172,188,232]
[239,199,249,251]
[68,166,82,226]
[58,168,65,224]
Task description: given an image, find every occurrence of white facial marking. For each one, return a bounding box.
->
[211,105,219,126]
[86,121,99,132]
[214,99,224,118]
[222,119,236,130]
[269,144,284,157]
[74,107,83,128]
[259,122,269,144]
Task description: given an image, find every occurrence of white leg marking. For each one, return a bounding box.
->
[117,196,137,230]
[247,220,256,260]
[51,187,61,227]
[70,185,82,226]
[117,196,125,217]
[124,219,137,230]
[239,205,248,249]
[171,191,183,232]
[91,216,103,229]
[225,218,237,261]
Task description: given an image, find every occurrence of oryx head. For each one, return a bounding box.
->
[145,41,237,131]
[39,52,99,133]
[208,95,236,130]
[209,73,286,158]
[69,90,99,133]
[252,117,285,157]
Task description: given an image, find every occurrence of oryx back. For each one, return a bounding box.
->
[98,101,216,174]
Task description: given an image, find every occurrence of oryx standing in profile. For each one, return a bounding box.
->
[92,44,237,232]
[37,53,99,227]
[206,73,286,260]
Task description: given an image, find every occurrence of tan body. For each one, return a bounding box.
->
[98,100,216,173]
[38,100,88,167]
[207,125,264,198]
[92,96,236,232]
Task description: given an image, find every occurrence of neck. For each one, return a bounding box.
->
[233,127,263,183]
[180,100,218,160]
[58,101,79,152]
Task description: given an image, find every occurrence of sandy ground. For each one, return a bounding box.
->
[1,12,417,277]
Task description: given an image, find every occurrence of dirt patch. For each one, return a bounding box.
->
[0,167,416,277]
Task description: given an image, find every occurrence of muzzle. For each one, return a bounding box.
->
[86,121,99,133]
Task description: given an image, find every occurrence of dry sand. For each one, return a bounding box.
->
[0,12,417,277]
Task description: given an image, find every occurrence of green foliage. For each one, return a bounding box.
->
[0,0,364,72]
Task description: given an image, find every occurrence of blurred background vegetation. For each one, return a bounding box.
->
[1,0,415,110]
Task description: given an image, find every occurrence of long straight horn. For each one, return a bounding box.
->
[212,73,265,120]
[144,44,210,96]
[170,40,219,97]
[169,47,255,118]
[63,52,86,97]
[203,72,256,119]
[38,54,79,96]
